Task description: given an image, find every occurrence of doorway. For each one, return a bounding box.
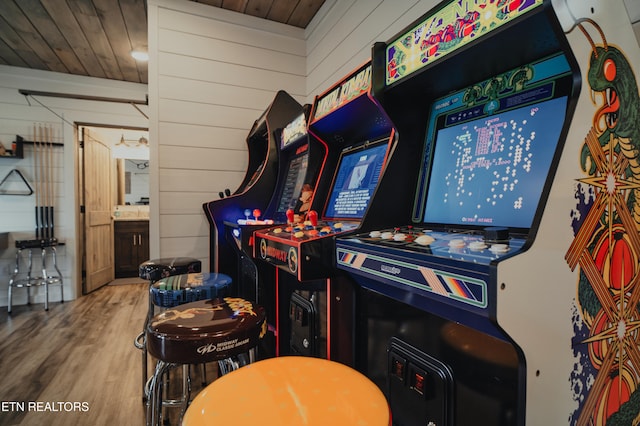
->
[77,124,149,293]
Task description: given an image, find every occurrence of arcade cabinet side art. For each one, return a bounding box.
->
[565,12,640,426]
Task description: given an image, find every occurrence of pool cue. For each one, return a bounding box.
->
[47,124,55,239]
[33,123,40,240]
[44,124,51,240]
[38,124,45,240]
[43,124,49,239]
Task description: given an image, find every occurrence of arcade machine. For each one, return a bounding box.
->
[222,106,328,357]
[203,90,301,290]
[253,62,396,363]
[336,0,640,425]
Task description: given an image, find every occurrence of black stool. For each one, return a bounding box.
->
[143,273,232,422]
[145,297,266,426]
[7,239,63,313]
[135,257,202,401]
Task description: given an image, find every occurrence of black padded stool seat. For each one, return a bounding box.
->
[139,257,201,282]
[150,272,232,308]
[145,297,265,425]
[147,297,266,365]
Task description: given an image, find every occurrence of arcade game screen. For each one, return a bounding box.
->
[324,141,389,220]
[422,91,568,232]
[274,150,310,221]
[271,113,312,223]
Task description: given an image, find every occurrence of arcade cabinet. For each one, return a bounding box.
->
[223,107,327,357]
[253,62,396,363]
[202,90,301,289]
[336,0,640,424]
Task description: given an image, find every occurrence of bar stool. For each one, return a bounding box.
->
[182,356,391,426]
[146,297,266,426]
[138,257,203,327]
[139,271,232,416]
[135,257,202,401]
[136,271,234,405]
[7,239,63,314]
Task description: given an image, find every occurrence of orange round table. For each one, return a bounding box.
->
[182,356,391,426]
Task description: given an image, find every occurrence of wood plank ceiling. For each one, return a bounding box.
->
[0,0,325,85]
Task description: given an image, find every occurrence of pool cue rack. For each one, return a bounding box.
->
[6,126,65,313]
[12,128,64,244]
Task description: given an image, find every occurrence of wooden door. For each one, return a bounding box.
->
[83,128,115,293]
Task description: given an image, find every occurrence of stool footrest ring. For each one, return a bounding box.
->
[10,277,62,287]
[134,332,145,350]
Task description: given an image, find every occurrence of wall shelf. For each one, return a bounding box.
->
[1,135,64,160]
[0,135,24,159]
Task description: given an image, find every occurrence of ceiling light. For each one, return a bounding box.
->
[131,50,149,61]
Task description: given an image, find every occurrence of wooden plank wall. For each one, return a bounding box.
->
[149,0,306,270]
[148,0,447,271]
[148,0,640,270]
[0,65,148,306]
[305,0,441,99]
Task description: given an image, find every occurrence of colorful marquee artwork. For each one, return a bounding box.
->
[385,0,543,85]
[566,19,640,426]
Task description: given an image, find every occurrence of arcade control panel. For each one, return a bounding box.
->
[224,208,275,252]
[254,210,359,280]
[336,226,526,313]
[345,226,524,262]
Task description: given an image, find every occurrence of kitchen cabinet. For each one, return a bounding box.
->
[114,220,149,278]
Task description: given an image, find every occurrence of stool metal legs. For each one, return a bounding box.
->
[8,247,63,314]
[43,247,63,311]
[134,284,156,402]
[145,362,191,426]
[8,248,32,314]
[135,286,210,403]
[145,350,257,426]
[147,361,171,426]
[179,365,191,421]
[217,350,254,375]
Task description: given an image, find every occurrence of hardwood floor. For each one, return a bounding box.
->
[0,283,149,425]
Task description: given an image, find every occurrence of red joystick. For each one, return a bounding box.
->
[308,210,318,227]
[253,209,261,220]
[286,209,295,224]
